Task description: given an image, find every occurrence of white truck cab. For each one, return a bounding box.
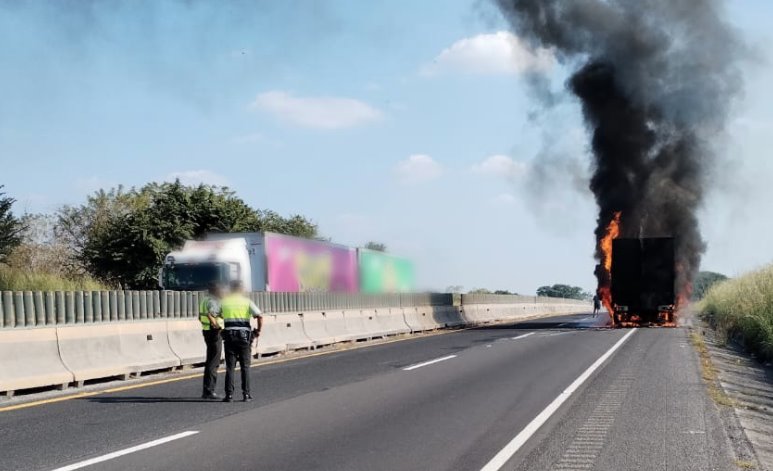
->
[159,238,253,291]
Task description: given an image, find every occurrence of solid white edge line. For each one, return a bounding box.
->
[403,354,458,371]
[51,431,199,471]
[511,332,535,340]
[479,328,638,471]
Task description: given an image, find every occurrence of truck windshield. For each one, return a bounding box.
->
[163,263,226,291]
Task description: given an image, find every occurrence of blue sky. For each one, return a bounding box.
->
[1,1,772,294]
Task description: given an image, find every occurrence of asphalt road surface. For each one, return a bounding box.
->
[0,313,735,471]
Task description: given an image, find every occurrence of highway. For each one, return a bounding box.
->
[0,313,735,471]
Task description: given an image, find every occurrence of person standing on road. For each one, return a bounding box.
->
[220,280,263,403]
[200,283,224,400]
[592,292,601,317]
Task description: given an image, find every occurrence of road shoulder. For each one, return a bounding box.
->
[694,325,773,471]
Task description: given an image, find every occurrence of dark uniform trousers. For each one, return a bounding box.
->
[223,329,252,396]
[202,329,222,395]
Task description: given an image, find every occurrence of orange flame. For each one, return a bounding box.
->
[598,212,621,316]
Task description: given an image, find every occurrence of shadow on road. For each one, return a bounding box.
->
[85,396,218,404]
[475,317,612,331]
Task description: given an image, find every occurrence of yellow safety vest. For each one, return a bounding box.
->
[199,296,221,331]
[220,294,252,331]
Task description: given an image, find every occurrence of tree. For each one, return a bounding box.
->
[692,271,728,300]
[494,290,515,295]
[0,186,24,263]
[5,213,76,276]
[536,284,586,300]
[445,285,464,294]
[57,181,318,288]
[364,241,387,252]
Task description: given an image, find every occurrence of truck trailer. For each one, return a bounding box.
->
[159,232,416,293]
[610,237,675,325]
[159,232,358,292]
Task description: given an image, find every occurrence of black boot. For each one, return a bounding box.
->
[243,393,253,402]
[202,392,219,400]
[222,395,233,403]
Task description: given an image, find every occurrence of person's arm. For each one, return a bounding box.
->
[249,301,262,337]
[207,300,222,329]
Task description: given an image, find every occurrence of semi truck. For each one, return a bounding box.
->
[159,232,358,292]
[159,232,415,293]
[610,237,675,325]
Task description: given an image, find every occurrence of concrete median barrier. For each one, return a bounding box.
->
[418,306,443,330]
[118,321,180,372]
[0,327,74,396]
[267,313,314,352]
[374,308,410,335]
[321,311,360,342]
[58,321,180,384]
[402,307,440,332]
[167,319,206,365]
[301,312,338,347]
[57,323,133,383]
[344,310,382,340]
[432,306,465,328]
[254,314,289,356]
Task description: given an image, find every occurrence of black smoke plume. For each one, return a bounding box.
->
[494,0,743,300]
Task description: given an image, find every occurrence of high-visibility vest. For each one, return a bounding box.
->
[220,294,252,331]
[199,296,218,331]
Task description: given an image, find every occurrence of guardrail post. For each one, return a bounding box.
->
[117,291,126,320]
[64,291,75,324]
[93,291,103,322]
[2,291,14,328]
[132,292,141,320]
[75,291,85,323]
[34,291,46,325]
[107,291,117,321]
[23,291,35,326]
[149,291,157,318]
[138,291,147,319]
[43,291,56,325]
[124,291,133,320]
[84,291,93,323]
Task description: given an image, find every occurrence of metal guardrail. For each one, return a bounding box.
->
[460,293,587,305]
[0,291,583,328]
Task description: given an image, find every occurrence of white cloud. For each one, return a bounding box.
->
[421,31,554,77]
[251,91,383,129]
[167,170,230,187]
[472,154,528,178]
[395,154,443,184]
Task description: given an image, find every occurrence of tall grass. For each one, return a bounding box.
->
[0,265,107,291]
[700,264,773,361]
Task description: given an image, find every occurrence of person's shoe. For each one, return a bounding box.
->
[222,395,233,403]
[202,392,219,400]
[243,393,253,402]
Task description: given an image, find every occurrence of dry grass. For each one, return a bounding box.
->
[735,460,756,469]
[0,265,107,291]
[699,264,773,362]
[690,331,735,407]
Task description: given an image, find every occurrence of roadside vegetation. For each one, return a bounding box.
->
[700,264,773,362]
[0,265,106,291]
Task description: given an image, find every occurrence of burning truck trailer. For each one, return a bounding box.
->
[609,237,676,327]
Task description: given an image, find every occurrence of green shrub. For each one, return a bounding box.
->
[0,265,107,291]
[700,264,773,361]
